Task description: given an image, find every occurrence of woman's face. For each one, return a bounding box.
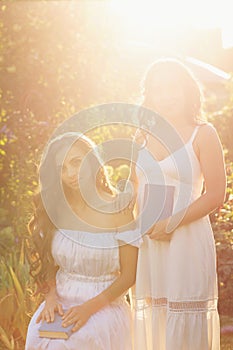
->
[146,70,186,121]
[60,144,91,191]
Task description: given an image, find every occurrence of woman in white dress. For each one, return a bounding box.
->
[25,132,138,350]
[131,58,226,349]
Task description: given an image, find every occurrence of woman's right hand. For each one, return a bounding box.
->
[36,294,64,323]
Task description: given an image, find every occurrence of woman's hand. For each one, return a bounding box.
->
[114,188,136,214]
[147,216,174,241]
[62,303,92,333]
[36,293,64,323]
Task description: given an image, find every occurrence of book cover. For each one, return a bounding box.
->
[141,184,175,235]
[39,311,74,339]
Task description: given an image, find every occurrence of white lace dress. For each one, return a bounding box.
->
[25,229,138,350]
[132,125,220,350]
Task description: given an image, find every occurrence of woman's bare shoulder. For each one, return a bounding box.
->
[197,122,224,159]
[198,121,217,133]
[197,122,220,144]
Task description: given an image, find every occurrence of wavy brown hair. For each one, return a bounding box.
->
[27,132,116,295]
[140,57,206,124]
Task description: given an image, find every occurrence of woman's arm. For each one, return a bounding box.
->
[84,242,138,312]
[148,124,227,238]
[36,277,64,323]
[61,210,138,332]
[43,278,57,299]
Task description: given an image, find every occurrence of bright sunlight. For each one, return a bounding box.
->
[110,0,233,48]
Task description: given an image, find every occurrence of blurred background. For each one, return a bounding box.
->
[0,1,233,349]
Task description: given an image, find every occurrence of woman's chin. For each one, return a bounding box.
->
[70,184,79,191]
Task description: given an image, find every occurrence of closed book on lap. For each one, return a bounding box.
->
[39,312,74,339]
[141,184,175,235]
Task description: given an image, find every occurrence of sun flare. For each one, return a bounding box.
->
[110,0,233,48]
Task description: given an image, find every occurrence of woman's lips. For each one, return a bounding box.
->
[69,179,78,186]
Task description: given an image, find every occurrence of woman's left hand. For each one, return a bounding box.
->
[147,217,174,241]
[62,303,91,332]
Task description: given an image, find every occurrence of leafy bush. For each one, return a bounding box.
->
[210,162,233,315]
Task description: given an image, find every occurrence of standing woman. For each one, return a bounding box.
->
[132,58,226,350]
[25,132,138,350]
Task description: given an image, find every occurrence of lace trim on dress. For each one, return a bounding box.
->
[169,300,218,312]
[133,297,218,313]
[133,297,167,310]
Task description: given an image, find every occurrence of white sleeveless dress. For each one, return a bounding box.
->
[25,229,138,350]
[132,124,220,350]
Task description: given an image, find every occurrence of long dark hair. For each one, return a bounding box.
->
[27,132,116,295]
[140,57,206,124]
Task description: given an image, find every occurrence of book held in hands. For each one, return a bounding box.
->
[39,312,74,340]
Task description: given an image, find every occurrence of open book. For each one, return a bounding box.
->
[141,184,175,236]
[39,311,74,339]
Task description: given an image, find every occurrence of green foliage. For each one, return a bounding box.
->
[210,162,233,315]
[208,77,233,162]
[208,78,233,316]
[0,226,15,258]
[0,238,42,349]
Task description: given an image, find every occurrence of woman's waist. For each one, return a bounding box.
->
[56,268,129,306]
[57,267,120,284]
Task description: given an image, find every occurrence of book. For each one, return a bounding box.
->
[141,184,175,235]
[39,311,74,339]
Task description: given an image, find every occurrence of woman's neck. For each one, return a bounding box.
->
[166,119,196,129]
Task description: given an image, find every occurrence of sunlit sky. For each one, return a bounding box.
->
[110,0,233,48]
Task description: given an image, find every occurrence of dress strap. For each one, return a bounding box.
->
[189,125,201,144]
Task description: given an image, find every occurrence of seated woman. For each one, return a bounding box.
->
[25,132,139,350]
